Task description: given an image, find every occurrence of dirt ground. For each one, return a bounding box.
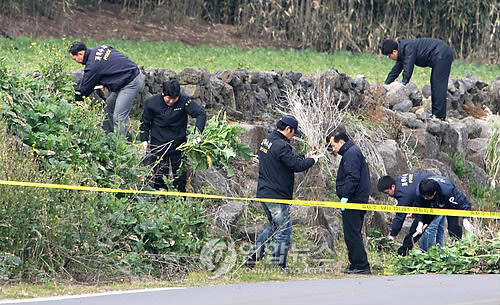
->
[0,5,293,49]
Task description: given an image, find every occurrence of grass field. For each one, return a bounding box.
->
[1,37,499,88]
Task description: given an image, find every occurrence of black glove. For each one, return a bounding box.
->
[75,91,83,101]
[397,246,410,256]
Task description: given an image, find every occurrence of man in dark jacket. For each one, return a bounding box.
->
[139,79,206,191]
[377,173,438,256]
[381,38,454,120]
[245,115,319,270]
[378,174,465,255]
[414,176,473,235]
[68,41,144,135]
[328,132,371,274]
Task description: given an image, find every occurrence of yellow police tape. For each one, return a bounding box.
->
[0,179,499,219]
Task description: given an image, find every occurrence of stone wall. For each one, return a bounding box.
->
[134,67,368,124]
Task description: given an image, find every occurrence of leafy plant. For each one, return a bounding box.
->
[366,229,398,253]
[178,112,252,177]
[389,233,500,275]
[450,153,474,180]
[111,195,208,256]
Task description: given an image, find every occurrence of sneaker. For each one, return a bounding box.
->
[342,268,371,274]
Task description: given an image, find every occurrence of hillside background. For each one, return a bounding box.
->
[1,0,499,63]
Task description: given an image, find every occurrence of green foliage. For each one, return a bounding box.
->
[0,42,209,282]
[450,153,474,180]
[366,229,398,253]
[0,124,114,281]
[389,233,500,275]
[0,42,145,189]
[0,253,22,282]
[178,112,252,177]
[468,181,500,211]
[111,196,208,256]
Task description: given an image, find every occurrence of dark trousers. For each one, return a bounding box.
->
[398,214,461,256]
[342,209,370,270]
[430,47,454,120]
[446,216,462,239]
[151,149,186,192]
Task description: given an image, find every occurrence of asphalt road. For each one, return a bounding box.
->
[1,274,499,305]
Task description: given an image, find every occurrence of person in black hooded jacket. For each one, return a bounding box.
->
[328,131,371,274]
[139,79,206,192]
[381,38,454,120]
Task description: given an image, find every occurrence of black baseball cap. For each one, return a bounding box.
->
[280,114,302,136]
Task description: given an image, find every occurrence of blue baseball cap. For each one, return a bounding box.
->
[280,114,302,136]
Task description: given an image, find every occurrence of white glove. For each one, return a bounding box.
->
[193,136,202,145]
[311,153,324,163]
[142,141,149,151]
[340,197,348,211]
[412,221,428,237]
[387,235,395,241]
[462,218,474,232]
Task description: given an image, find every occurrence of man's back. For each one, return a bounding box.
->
[79,45,138,95]
[257,130,313,200]
[398,38,451,68]
[336,140,371,203]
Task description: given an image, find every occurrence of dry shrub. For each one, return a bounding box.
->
[463,104,488,119]
[360,84,391,124]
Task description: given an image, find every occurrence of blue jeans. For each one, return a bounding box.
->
[420,215,445,251]
[104,73,144,135]
[255,202,292,268]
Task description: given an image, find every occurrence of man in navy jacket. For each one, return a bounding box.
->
[246,115,318,270]
[69,41,144,135]
[329,131,371,274]
[414,176,473,235]
[378,173,436,255]
[140,80,206,191]
[381,38,454,120]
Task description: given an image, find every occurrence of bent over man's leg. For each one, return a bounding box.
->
[109,73,144,135]
[430,49,453,120]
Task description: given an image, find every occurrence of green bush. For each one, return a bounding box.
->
[450,153,474,181]
[389,233,500,275]
[0,42,209,282]
[0,43,146,189]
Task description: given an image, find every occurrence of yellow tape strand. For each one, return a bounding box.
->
[0,179,499,219]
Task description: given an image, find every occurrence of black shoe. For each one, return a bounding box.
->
[343,268,371,274]
[244,253,257,269]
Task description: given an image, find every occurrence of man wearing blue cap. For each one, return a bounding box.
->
[245,114,321,271]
